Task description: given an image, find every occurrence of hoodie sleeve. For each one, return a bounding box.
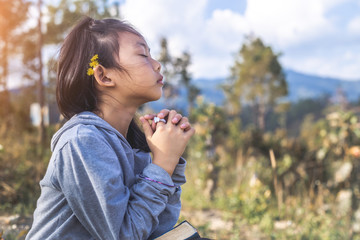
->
[148,158,187,239]
[55,133,176,240]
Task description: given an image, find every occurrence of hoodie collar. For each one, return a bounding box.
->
[51,111,131,151]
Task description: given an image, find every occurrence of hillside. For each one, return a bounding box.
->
[285,70,360,101]
[149,69,360,111]
[8,69,360,112]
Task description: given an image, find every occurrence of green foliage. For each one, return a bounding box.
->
[45,0,115,44]
[223,36,288,130]
[0,77,54,216]
[185,97,228,200]
[181,80,360,239]
[0,0,31,118]
[0,122,54,214]
[157,37,199,112]
[286,97,329,135]
[0,0,31,70]
[174,52,200,112]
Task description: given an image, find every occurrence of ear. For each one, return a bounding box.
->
[93,65,115,87]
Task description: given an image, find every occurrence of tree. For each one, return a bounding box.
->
[17,0,119,146]
[173,51,200,114]
[189,97,228,200]
[45,0,115,45]
[224,36,288,131]
[0,0,30,119]
[157,38,199,113]
[158,37,178,107]
[43,0,119,85]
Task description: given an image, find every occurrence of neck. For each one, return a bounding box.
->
[96,101,137,138]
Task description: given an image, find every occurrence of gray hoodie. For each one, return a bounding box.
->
[26,111,186,240]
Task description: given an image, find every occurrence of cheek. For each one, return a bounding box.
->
[131,67,156,86]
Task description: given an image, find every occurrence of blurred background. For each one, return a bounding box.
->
[1,0,360,239]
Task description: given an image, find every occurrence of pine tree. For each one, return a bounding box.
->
[157,38,199,113]
[173,51,200,114]
[45,0,115,45]
[224,36,288,131]
[158,37,178,107]
[0,0,30,119]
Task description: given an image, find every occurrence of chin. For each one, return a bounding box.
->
[150,94,162,102]
[152,89,163,101]
[142,93,162,104]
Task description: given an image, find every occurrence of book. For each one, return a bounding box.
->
[154,220,201,240]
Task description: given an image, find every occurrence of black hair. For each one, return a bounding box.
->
[57,16,150,152]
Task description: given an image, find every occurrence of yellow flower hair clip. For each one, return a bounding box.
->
[87,54,99,76]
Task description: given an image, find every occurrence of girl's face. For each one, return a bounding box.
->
[111,32,163,105]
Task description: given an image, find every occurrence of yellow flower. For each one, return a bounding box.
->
[91,54,98,62]
[87,54,99,76]
[87,68,94,76]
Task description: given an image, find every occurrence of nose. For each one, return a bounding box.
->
[153,59,161,72]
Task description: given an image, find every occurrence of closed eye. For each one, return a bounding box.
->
[139,54,148,58]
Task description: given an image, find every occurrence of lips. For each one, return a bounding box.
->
[157,75,164,85]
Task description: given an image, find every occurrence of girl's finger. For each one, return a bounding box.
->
[178,117,192,132]
[151,121,157,131]
[184,127,196,138]
[157,109,170,119]
[142,114,156,131]
[171,113,182,124]
[144,114,155,120]
[178,117,188,127]
[166,110,178,125]
[139,117,154,138]
[180,122,191,131]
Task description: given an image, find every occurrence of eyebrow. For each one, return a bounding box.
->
[136,41,150,53]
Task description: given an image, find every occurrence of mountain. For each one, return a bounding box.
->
[9,69,360,111]
[148,78,225,112]
[285,70,360,101]
[148,69,360,111]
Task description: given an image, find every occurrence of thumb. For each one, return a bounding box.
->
[139,116,153,138]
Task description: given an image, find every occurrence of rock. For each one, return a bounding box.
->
[353,208,360,233]
[334,162,353,184]
[336,189,352,217]
[180,209,233,231]
[0,214,19,225]
[274,220,293,230]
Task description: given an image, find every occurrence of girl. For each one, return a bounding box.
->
[26,16,195,240]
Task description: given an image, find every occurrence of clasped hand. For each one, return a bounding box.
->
[139,109,195,176]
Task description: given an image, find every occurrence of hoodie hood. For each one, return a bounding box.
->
[51,111,130,152]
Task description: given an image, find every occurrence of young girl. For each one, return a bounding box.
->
[26,16,195,240]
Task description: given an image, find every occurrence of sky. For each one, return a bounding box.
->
[6,0,360,90]
[117,0,360,81]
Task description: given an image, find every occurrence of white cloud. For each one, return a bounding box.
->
[348,16,360,35]
[237,0,360,80]
[281,47,360,80]
[122,0,207,54]
[204,9,248,51]
[244,0,335,48]
[190,55,230,79]
[121,0,247,78]
[119,0,360,80]
[192,9,249,78]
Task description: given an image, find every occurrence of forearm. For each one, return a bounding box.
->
[148,188,182,239]
[171,157,187,185]
[148,158,187,239]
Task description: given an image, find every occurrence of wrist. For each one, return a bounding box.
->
[152,156,179,176]
[152,162,174,176]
